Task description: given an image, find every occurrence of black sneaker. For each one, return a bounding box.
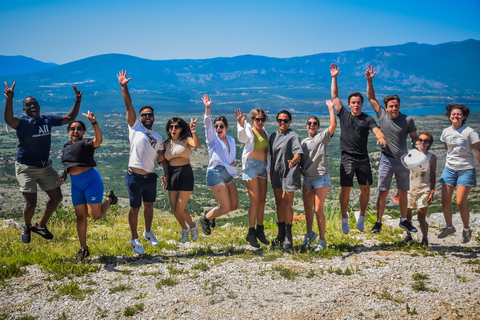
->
[420,238,429,246]
[199,215,211,235]
[107,190,117,205]
[399,220,418,233]
[255,225,270,245]
[371,221,383,234]
[21,225,31,243]
[209,218,216,228]
[246,229,260,248]
[76,247,90,262]
[31,223,54,240]
[401,236,413,243]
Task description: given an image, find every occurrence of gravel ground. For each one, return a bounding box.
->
[1,213,480,320]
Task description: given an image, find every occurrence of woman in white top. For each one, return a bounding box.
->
[198,94,238,236]
[438,104,480,243]
[161,117,201,243]
[300,100,336,251]
[235,108,270,248]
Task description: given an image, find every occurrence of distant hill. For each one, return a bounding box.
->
[0,56,56,76]
[2,39,479,114]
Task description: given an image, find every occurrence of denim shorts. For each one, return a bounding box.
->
[125,170,158,208]
[242,157,267,181]
[70,168,104,206]
[207,165,234,187]
[303,173,331,191]
[378,153,410,191]
[440,166,477,187]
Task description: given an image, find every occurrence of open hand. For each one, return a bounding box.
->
[330,63,340,77]
[234,108,245,127]
[117,70,131,86]
[202,94,212,108]
[326,99,334,109]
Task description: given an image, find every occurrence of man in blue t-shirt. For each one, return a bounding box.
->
[4,82,82,243]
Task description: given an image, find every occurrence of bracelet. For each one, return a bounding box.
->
[75,100,81,103]
[431,190,435,193]
[91,121,98,125]
[191,130,196,133]
[378,136,385,139]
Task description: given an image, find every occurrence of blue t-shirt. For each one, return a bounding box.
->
[16,114,63,167]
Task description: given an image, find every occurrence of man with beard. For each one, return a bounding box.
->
[3,82,82,243]
[117,71,166,254]
[366,65,419,234]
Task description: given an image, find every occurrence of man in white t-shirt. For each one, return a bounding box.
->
[117,70,167,254]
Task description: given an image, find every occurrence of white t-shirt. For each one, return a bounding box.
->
[441,125,480,170]
[128,120,164,173]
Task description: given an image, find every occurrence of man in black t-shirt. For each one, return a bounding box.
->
[330,64,387,234]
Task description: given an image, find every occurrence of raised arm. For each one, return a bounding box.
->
[330,64,343,114]
[61,86,82,125]
[3,82,19,128]
[186,117,201,148]
[202,94,217,144]
[365,65,381,113]
[372,127,387,148]
[326,100,337,136]
[83,111,102,148]
[117,70,136,127]
[428,154,437,205]
[203,94,212,116]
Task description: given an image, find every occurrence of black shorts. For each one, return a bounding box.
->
[167,164,194,191]
[340,152,372,187]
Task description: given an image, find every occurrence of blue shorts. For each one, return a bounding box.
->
[303,173,331,191]
[378,153,410,191]
[242,158,267,181]
[207,165,233,188]
[125,170,158,208]
[440,166,476,187]
[70,168,104,206]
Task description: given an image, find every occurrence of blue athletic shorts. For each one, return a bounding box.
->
[70,168,104,206]
[440,166,476,187]
[206,165,233,188]
[242,157,267,181]
[125,170,158,208]
[303,173,331,191]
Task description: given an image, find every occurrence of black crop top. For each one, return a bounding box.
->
[61,138,97,173]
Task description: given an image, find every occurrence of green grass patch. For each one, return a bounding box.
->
[191,262,210,271]
[40,259,101,280]
[156,277,178,289]
[272,265,298,281]
[123,303,144,317]
[57,281,93,300]
[0,262,28,280]
[109,284,132,294]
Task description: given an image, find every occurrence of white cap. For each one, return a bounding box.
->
[401,149,428,172]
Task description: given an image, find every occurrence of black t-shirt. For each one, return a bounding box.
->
[337,106,379,155]
[61,138,97,173]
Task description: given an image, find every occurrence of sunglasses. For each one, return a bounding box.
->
[69,127,84,132]
[25,102,39,107]
[277,119,290,124]
[254,117,266,123]
[141,113,154,117]
[214,124,225,129]
[307,121,318,126]
[419,139,430,143]
[169,124,181,130]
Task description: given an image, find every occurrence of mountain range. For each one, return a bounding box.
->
[1,39,479,114]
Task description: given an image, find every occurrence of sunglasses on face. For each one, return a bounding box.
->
[307,121,318,126]
[254,117,266,123]
[141,113,154,117]
[214,124,225,129]
[419,139,430,143]
[25,102,39,107]
[69,127,84,132]
[169,124,181,130]
[277,119,290,124]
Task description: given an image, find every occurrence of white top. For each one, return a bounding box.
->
[128,120,164,173]
[237,122,271,172]
[204,114,238,177]
[409,152,433,194]
[441,125,480,170]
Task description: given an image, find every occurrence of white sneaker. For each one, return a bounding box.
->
[130,238,144,254]
[191,221,200,241]
[181,226,190,243]
[355,212,366,232]
[143,230,159,246]
[342,215,350,234]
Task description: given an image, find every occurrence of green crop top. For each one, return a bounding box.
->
[253,129,269,150]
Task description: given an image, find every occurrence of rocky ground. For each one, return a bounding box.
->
[1,213,480,320]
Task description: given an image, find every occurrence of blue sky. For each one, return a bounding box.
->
[1,0,479,64]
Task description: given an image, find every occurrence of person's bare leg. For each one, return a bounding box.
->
[22,192,37,226]
[359,185,370,216]
[339,186,351,219]
[417,207,429,239]
[40,187,62,227]
[143,202,154,233]
[128,207,141,239]
[74,204,89,247]
[456,186,472,229]
[314,187,329,240]
[441,184,456,227]
[302,187,315,234]
[398,190,408,219]
[376,190,389,222]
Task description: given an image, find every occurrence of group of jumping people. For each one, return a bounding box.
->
[4,64,480,261]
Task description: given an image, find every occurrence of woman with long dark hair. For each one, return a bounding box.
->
[162,117,201,243]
